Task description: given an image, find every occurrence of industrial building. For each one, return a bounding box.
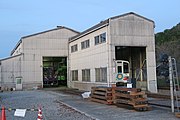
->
[0,12,157,93]
[68,12,157,93]
[0,26,79,90]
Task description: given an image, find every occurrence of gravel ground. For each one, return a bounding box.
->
[0,89,179,120]
[0,90,94,120]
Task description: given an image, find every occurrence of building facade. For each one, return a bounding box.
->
[0,12,157,93]
[68,12,157,93]
[0,26,79,89]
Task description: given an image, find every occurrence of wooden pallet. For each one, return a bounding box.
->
[114,87,142,93]
[91,87,112,93]
[134,105,152,111]
[90,86,151,111]
[113,87,150,111]
[91,87,113,105]
[91,98,113,105]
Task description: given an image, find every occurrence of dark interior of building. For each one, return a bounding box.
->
[43,57,67,87]
[115,46,147,88]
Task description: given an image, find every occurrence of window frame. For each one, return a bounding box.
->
[95,67,107,82]
[94,35,100,45]
[81,39,90,50]
[94,32,106,45]
[82,69,91,82]
[100,32,106,43]
[72,70,78,81]
[71,44,78,53]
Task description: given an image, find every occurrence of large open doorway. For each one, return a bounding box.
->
[43,57,67,87]
[115,46,147,89]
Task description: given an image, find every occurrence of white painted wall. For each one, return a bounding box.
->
[69,27,109,90]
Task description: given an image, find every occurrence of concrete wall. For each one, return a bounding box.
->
[68,27,109,91]
[21,28,78,89]
[69,13,157,93]
[0,54,22,89]
[1,27,79,89]
[109,14,157,93]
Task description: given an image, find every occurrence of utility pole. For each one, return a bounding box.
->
[169,56,174,113]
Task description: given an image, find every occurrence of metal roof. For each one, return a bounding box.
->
[0,53,23,61]
[69,12,154,42]
[69,19,109,42]
[21,26,79,39]
[10,26,80,56]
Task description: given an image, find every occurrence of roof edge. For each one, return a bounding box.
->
[1,53,23,61]
[10,39,22,56]
[22,26,80,39]
[69,12,155,43]
[110,12,155,24]
[69,21,109,42]
[10,26,80,56]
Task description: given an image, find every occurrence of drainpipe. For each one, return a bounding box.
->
[107,18,111,87]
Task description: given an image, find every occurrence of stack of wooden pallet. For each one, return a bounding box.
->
[90,86,151,111]
[91,86,113,105]
[113,87,150,111]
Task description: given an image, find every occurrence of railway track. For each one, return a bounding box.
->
[53,88,178,110]
[147,92,180,110]
[149,102,171,108]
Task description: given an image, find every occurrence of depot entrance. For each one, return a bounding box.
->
[43,57,67,87]
[115,46,147,89]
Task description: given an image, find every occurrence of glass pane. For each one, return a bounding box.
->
[101,68,107,82]
[75,70,78,81]
[87,69,90,81]
[16,78,21,84]
[95,36,99,45]
[95,68,100,82]
[75,44,77,51]
[81,42,84,49]
[123,62,129,73]
[100,33,106,43]
[86,40,90,48]
[118,66,122,73]
[82,70,85,81]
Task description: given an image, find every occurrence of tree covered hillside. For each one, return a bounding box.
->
[155,23,180,89]
[155,23,180,75]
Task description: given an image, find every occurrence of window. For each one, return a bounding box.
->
[95,68,100,81]
[72,70,78,81]
[123,62,129,73]
[94,32,106,45]
[82,69,90,82]
[71,44,78,53]
[95,67,107,82]
[100,32,106,43]
[118,66,122,73]
[81,40,90,49]
[94,36,100,45]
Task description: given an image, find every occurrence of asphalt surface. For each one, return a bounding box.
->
[0,89,179,120]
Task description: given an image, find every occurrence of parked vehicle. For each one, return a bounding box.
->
[115,60,130,86]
